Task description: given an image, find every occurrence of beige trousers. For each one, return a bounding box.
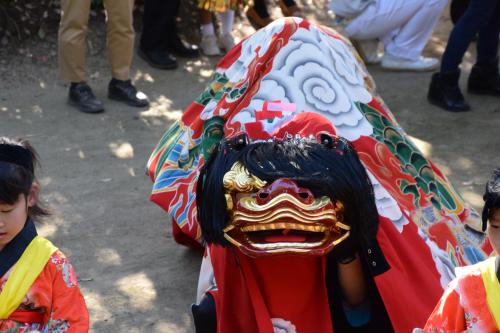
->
[58,0,135,82]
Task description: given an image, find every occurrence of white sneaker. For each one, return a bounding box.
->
[381,54,439,72]
[351,39,382,65]
[219,33,236,52]
[200,35,221,56]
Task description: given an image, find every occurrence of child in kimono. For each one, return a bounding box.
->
[422,168,500,332]
[0,137,89,332]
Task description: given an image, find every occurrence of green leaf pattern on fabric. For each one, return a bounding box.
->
[356,102,458,212]
[195,72,248,106]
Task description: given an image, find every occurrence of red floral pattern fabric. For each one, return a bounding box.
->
[0,251,89,333]
[423,259,498,333]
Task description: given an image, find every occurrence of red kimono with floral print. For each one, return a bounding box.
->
[423,258,499,333]
[0,250,89,332]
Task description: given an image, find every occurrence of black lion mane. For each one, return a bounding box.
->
[196,135,380,250]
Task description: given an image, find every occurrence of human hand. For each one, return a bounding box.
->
[331,232,358,264]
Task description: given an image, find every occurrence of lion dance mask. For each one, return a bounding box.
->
[147,18,493,333]
[220,139,351,258]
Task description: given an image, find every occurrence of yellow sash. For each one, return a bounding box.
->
[0,236,58,319]
[480,257,500,330]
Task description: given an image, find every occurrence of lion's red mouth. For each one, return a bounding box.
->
[244,222,329,244]
[224,214,348,257]
[251,228,319,243]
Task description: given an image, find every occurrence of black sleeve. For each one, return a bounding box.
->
[192,293,217,333]
[326,245,394,333]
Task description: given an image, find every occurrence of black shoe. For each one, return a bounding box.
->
[167,34,200,59]
[138,47,178,70]
[428,70,470,112]
[108,78,149,107]
[467,59,500,97]
[68,82,105,114]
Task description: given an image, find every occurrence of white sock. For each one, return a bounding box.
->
[218,10,234,36]
[201,23,215,37]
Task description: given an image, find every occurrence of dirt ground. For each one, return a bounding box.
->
[1,2,500,332]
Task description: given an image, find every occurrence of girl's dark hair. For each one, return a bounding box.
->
[0,137,49,219]
[482,168,500,231]
[197,135,379,246]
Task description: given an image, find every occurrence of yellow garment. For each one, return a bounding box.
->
[198,0,244,12]
[480,257,500,329]
[0,236,58,319]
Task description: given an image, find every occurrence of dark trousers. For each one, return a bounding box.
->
[140,0,180,51]
[441,0,500,72]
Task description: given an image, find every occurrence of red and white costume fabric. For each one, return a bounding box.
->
[147,17,493,332]
[422,257,500,333]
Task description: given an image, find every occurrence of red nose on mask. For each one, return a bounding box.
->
[255,179,314,205]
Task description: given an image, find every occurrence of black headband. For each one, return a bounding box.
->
[0,144,34,173]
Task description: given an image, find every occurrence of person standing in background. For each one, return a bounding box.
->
[139,0,200,70]
[58,0,149,114]
[427,0,500,112]
[198,0,242,56]
[330,0,447,71]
